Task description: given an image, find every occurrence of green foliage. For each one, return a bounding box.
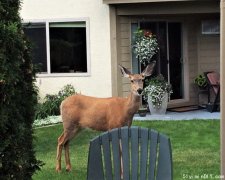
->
[133,28,159,65]
[194,74,207,88]
[35,84,76,119]
[143,74,172,108]
[0,0,42,179]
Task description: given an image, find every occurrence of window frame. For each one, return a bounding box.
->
[23,18,91,77]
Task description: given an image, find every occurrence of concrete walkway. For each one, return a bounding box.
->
[134,109,220,121]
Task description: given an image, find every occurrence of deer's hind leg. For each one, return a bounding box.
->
[56,126,81,172]
[64,127,81,172]
[56,132,67,172]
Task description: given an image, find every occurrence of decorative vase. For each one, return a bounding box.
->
[148,92,168,115]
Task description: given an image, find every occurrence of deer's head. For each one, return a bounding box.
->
[119,61,155,96]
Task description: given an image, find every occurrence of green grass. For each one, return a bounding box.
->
[33,120,220,180]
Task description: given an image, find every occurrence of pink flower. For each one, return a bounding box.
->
[144,30,152,37]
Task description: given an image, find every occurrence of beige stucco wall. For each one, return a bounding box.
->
[20,0,112,98]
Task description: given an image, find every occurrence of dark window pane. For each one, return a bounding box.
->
[23,23,47,73]
[49,24,87,73]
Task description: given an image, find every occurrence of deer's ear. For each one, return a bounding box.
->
[119,65,131,78]
[141,61,156,77]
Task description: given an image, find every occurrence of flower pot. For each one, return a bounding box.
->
[138,109,147,117]
[148,92,168,115]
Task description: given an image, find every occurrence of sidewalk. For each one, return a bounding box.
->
[133,109,220,121]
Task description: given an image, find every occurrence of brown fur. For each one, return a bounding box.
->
[55,62,155,172]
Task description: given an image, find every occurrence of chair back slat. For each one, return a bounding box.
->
[131,127,139,180]
[87,126,172,180]
[87,138,104,180]
[102,132,113,180]
[121,127,130,180]
[111,129,121,180]
[139,128,149,180]
[156,135,173,180]
[148,130,159,180]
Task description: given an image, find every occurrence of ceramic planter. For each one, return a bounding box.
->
[148,92,168,115]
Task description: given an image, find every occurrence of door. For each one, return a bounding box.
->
[132,21,184,100]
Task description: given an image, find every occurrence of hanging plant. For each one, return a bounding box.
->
[133,29,159,65]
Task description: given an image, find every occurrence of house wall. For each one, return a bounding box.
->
[104,0,217,4]
[20,0,112,98]
[188,16,220,105]
[117,16,132,97]
[198,34,220,73]
[187,20,199,105]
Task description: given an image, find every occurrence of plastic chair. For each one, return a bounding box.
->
[87,126,173,180]
[204,72,220,112]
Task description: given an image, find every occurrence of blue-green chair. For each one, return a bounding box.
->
[87,126,173,180]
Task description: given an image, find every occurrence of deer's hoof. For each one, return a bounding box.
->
[56,167,61,173]
[66,165,72,172]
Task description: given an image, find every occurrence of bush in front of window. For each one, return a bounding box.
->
[35,84,77,119]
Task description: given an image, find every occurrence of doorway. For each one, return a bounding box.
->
[132,21,184,100]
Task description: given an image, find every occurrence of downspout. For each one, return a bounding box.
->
[221,0,225,177]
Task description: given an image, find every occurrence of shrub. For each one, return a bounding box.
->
[35,84,76,119]
[194,74,207,88]
[0,1,42,179]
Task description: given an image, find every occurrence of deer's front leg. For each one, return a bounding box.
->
[127,119,133,127]
[119,140,124,179]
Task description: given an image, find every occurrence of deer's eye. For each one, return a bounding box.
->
[131,80,134,83]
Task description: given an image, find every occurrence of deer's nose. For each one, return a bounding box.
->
[137,88,143,95]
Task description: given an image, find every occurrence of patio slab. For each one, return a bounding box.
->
[133,109,220,121]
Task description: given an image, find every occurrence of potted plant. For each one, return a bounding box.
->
[138,106,148,117]
[133,28,159,65]
[194,74,207,89]
[143,74,172,115]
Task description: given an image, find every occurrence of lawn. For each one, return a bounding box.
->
[33,120,220,180]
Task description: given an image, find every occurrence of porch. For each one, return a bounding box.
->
[108,0,220,108]
[134,109,220,120]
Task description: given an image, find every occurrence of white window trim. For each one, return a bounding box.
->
[23,18,91,77]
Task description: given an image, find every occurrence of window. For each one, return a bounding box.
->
[202,20,220,35]
[23,23,47,73]
[23,19,89,76]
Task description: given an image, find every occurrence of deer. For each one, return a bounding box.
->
[56,61,155,173]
